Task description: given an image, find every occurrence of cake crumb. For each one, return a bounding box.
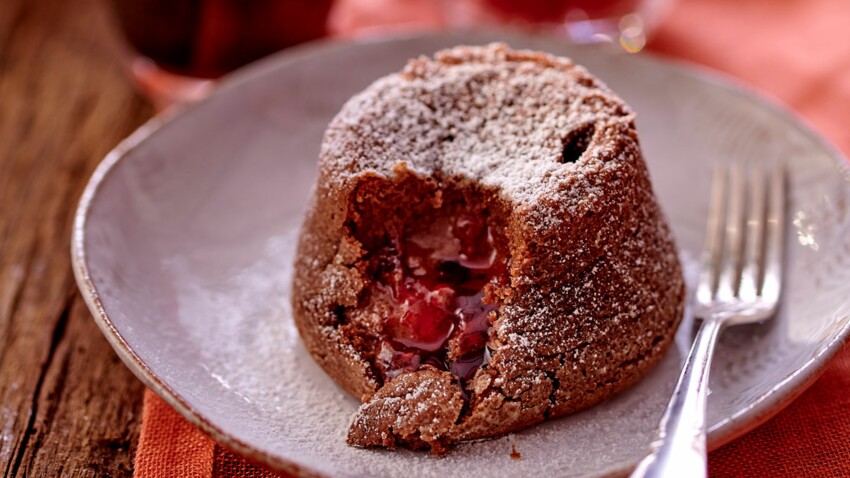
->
[510,443,522,461]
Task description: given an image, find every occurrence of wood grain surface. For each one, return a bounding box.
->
[0,0,154,475]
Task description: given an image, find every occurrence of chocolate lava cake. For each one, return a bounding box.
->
[292,44,685,454]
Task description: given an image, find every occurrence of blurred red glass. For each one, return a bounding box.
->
[485,0,640,23]
[444,0,671,53]
[109,0,334,107]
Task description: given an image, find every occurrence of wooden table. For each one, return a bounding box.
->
[0,0,153,475]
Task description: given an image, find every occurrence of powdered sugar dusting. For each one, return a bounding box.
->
[321,43,635,210]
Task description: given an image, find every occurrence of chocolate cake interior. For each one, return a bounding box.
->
[342,173,511,391]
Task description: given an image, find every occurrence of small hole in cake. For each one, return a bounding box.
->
[332,305,347,328]
[444,134,455,143]
[559,123,596,164]
[576,75,595,88]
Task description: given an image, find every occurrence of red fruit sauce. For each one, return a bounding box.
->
[370,213,504,382]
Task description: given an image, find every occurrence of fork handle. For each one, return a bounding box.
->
[630,317,725,478]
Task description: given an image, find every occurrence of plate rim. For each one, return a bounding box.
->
[71,30,850,477]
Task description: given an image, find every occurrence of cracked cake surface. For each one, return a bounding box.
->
[291,43,685,453]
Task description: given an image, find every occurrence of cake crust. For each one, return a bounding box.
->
[291,43,685,452]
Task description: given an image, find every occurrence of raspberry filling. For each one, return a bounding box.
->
[369,213,504,383]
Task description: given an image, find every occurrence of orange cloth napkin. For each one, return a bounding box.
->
[134,0,850,476]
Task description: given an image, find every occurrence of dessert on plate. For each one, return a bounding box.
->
[292,43,685,454]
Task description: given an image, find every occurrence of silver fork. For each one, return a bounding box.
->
[631,163,786,478]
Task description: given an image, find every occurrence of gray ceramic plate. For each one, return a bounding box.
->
[72,31,850,477]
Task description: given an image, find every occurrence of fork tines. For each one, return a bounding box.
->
[695,163,786,314]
